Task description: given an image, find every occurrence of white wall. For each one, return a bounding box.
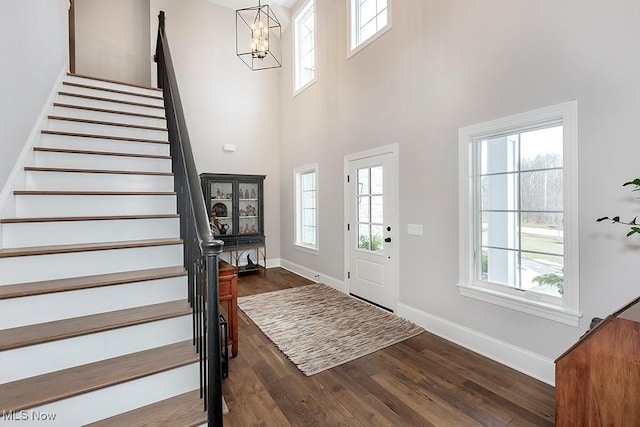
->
[0,0,69,192]
[150,0,282,261]
[75,0,151,86]
[279,0,640,381]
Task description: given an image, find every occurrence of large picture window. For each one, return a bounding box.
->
[294,164,318,253]
[458,101,580,325]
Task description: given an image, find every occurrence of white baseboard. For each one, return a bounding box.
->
[397,303,555,386]
[0,64,68,224]
[279,259,345,293]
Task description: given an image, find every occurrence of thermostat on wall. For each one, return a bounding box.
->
[223,144,236,152]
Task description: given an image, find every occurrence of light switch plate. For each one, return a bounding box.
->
[407,224,423,236]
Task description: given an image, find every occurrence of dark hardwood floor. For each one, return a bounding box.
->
[222,268,555,426]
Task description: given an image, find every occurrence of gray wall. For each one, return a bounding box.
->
[279,0,640,381]
[75,0,151,86]
[0,0,69,195]
[150,0,282,262]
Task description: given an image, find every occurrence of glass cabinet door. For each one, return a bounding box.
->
[210,181,233,236]
[238,182,260,235]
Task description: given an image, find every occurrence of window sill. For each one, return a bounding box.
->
[457,283,581,327]
[347,24,392,60]
[293,243,319,255]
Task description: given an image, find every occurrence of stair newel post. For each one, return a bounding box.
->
[204,242,223,426]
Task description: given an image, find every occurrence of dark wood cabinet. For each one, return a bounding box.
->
[555,297,640,426]
[200,173,266,274]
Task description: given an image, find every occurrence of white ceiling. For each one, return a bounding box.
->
[207,0,298,11]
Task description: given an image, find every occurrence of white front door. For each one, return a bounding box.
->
[346,149,397,311]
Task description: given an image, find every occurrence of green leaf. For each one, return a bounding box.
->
[612,216,620,222]
[596,217,610,222]
[627,230,638,237]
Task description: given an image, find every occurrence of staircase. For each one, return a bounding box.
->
[0,74,208,426]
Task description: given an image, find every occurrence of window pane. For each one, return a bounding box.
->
[360,0,376,26]
[522,253,563,295]
[521,213,563,256]
[358,196,370,222]
[358,168,369,195]
[480,134,519,175]
[359,18,377,42]
[520,169,563,212]
[303,208,316,227]
[371,195,383,224]
[371,166,383,194]
[520,126,563,170]
[480,173,518,212]
[303,226,316,245]
[358,224,370,250]
[303,191,316,210]
[376,9,387,29]
[377,0,387,14]
[371,225,384,252]
[302,172,315,191]
[482,247,519,287]
[481,211,519,251]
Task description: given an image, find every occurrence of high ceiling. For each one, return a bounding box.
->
[207,0,297,11]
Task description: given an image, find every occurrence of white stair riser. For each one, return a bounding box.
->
[61,84,165,108]
[0,277,187,329]
[34,151,171,173]
[25,170,174,192]
[25,364,199,426]
[2,217,180,248]
[15,194,176,217]
[52,105,167,128]
[0,244,183,285]
[0,316,192,384]
[57,94,165,117]
[41,133,170,156]
[46,118,168,141]
[65,75,162,98]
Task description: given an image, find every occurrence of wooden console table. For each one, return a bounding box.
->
[218,259,238,357]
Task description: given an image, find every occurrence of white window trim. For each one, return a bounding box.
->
[458,101,581,326]
[294,163,319,254]
[293,0,317,96]
[346,0,392,59]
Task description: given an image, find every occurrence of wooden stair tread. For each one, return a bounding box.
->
[54,103,166,120]
[86,390,206,427]
[0,266,186,300]
[48,115,168,131]
[0,340,196,412]
[67,72,163,92]
[59,91,164,110]
[62,82,164,101]
[0,300,191,352]
[1,214,179,224]
[34,146,171,160]
[24,166,173,176]
[42,129,169,144]
[0,237,182,259]
[14,190,176,196]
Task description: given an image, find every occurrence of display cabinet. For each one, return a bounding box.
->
[200,173,266,273]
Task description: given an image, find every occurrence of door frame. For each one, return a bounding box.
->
[343,143,399,311]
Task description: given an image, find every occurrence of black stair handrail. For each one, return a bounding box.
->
[155,11,224,426]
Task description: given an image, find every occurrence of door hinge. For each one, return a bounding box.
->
[348,272,350,279]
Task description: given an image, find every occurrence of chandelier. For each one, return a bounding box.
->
[236,1,282,71]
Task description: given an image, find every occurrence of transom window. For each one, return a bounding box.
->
[458,101,580,326]
[349,0,391,56]
[294,164,318,253]
[294,0,315,94]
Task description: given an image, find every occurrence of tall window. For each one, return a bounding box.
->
[458,101,580,326]
[349,0,391,56]
[295,164,318,253]
[294,0,315,94]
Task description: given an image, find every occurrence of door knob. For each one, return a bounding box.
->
[384,237,392,243]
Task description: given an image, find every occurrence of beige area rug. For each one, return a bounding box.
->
[238,284,424,376]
